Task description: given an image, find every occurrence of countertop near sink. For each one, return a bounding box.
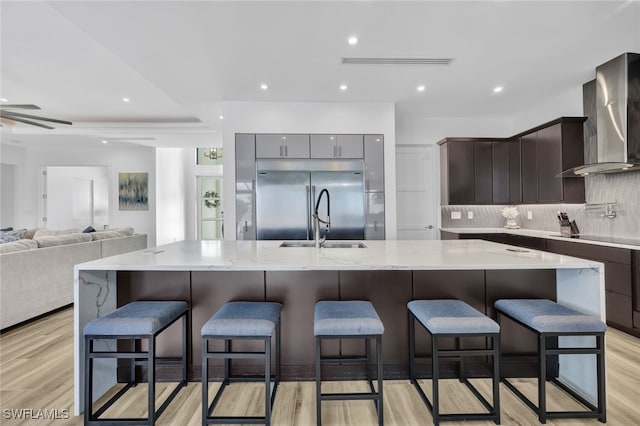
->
[441,227,640,250]
[75,239,601,272]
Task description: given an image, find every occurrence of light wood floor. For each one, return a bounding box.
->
[1,307,639,425]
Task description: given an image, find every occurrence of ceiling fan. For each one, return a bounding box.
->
[0,104,72,130]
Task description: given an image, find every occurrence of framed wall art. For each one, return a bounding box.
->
[118,172,149,210]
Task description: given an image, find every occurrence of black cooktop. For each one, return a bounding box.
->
[561,234,640,247]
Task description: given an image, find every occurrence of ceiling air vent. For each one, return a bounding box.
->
[341,57,454,65]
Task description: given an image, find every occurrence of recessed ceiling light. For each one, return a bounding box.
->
[493,86,503,93]
[218,115,224,120]
[417,85,426,92]
[0,98,8,102]
[260,83,269,90]
[348,36,358,45]
[122,97,131,103]
[101,140,108,144]
[340,84,348,91]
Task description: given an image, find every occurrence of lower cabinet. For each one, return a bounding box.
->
[442,232,639,336]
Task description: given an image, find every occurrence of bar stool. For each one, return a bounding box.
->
[314,300,384,426]
[83,300,188,426]
[495,299,606,424]
[201,301,283,426]
[408,300,501,426]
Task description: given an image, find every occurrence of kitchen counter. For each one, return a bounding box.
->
[441,227,640,250]
[74,239,605,415]
[74,239,603,271]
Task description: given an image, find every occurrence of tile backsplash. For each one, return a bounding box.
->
[441,171,640,238]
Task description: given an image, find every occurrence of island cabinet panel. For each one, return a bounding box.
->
[265,271,339,379]
[190,271,265,375]
[116,271,191,377]
[412,270,487,377]
[339,271,412,371]
[485,269,557,377]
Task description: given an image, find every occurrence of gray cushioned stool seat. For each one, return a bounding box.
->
[202,301,283,337]
[495,299,606,333]
[408,300,499,334]
[314,301,384,336]
[84,301,188,336]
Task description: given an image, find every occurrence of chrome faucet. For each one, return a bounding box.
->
[313,188,331,248]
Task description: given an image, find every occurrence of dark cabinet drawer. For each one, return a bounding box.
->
[606,291,633,328]
[546,240,631,265]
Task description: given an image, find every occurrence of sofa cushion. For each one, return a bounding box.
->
[33,228,79,238]
[35,233,92,248]
[24,228,40,239]
[90,227,134,240]
[0,239,38,254]
[0,229,27,244]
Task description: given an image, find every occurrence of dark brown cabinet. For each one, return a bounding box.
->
[439,139,502,205]
[439,117,585,206]
[475,141,493,204]
[518,118,586,203]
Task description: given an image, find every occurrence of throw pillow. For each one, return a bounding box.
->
[82,226,96,233]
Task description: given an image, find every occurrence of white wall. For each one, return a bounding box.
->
[221,101,397,239]
[509,85,583,132]
[395,115,515,146]
[156,148,187,245]
[2,141,157,246]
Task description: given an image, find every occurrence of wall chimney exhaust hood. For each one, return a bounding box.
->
[562,52,640,176]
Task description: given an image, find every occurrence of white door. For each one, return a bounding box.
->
[41,166,109,230]
[197,176,223,240]
[396,145,437,240]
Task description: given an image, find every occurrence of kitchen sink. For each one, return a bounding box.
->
[279,241,367,248]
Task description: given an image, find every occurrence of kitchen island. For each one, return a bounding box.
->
[74,239,604,415]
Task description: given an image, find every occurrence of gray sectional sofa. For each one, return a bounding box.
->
[0,228,147,329]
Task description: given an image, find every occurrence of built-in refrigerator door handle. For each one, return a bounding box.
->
[279,145,283,157]
[338,145,342,157]
[284,145,288,157]
[333,145,337,157]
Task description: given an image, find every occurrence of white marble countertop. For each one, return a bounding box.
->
[440,227,640,250]
[75,239,602,272]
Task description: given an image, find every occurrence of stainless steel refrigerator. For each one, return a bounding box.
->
[255,160,365,240]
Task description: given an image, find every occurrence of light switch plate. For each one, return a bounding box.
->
[451,211,462,220]
[527,211,533,220]
[468,211,474,219]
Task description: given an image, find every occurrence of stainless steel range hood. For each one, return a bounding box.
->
[563,52,640,176]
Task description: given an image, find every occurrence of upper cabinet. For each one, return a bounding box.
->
[518,118,586,204]
[256,134,310,159]
[439,139,506,205]
[364,135,384,192]
[439,117,586,205]
[310,134,364,159]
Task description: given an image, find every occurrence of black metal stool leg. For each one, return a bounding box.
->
[492,334,501,425]
[202,339,208,426]
[597,335,606,423]
[265,337,272,426]
[376,335,384,426]
[315,338,322,426]
[432,334,440,426]
[538,334,546,424]
[148,338,155,426]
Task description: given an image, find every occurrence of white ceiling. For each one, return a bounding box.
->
[1,1,639,147]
